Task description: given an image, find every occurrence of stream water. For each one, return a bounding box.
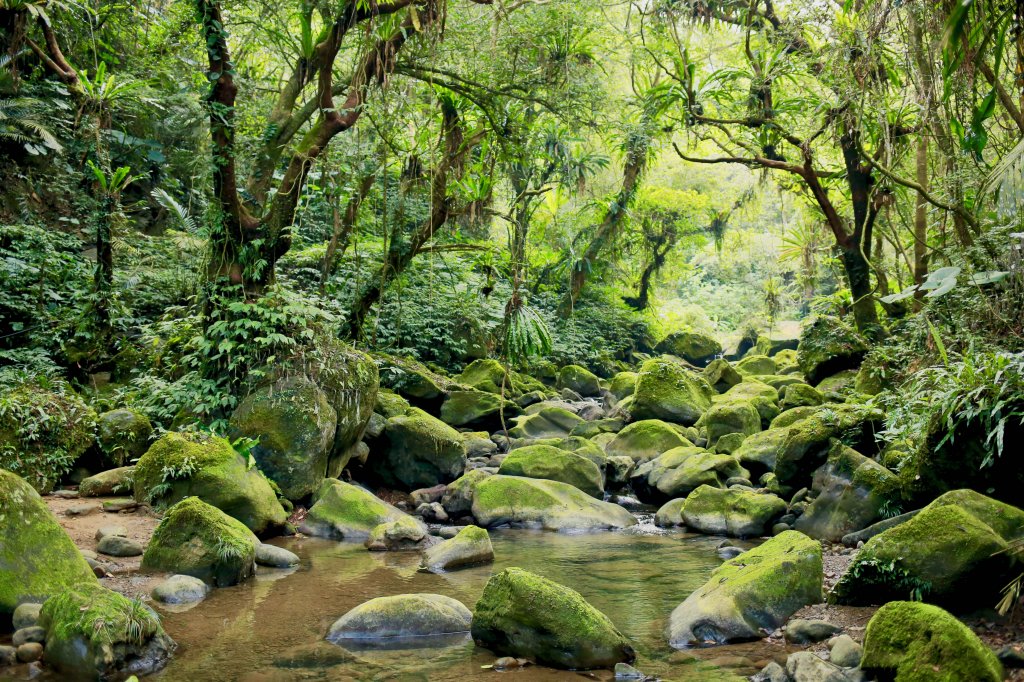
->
[144,520,782,682]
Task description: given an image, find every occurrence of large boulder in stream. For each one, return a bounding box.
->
[228,375,337,501]
[682,485,787,537]
[831,489,1024,608]
[133,431,287,536]
[497,444,604,498]
[655,331,722,367]
[374,408,466,490]
[440,469,492,517]
[40,582,175,679]
[471,475,637,531]
[507,405,583,440]
[142,497,259,586]
[313,341,379,476]
[0,469,98,623]
[668,531,823,647]
[420,525,494,573]
[860,601,1003,682]
[604,419,692,463]
[702,400,761,452]
[458,359,545,397]
[439,390,516,428]
[797,316,869,385]
[557,365,602,397]
[630,359,715,425]
[472,567,635,670]
[630,447,746,503]
[300,479,415,540]
[326,594,472,643]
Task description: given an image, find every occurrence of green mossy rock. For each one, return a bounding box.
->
[375,389,411,418]
[133,431,287,536]
[781,383,824,409]
[654,498,686,527]
[326,593,472,641]
[364,516,430,551]
[420,525,494,573]
[375,408,466,490]
[471,475,637,531]
[498,444,605,498]
[630,447,744,502]
[861,601,1002,682]
[656,331,722,367]
[301,479,412,540]
[472,567,635,670]
[794,443,896,542]
[0,380,97,493]
[40,582,175,679]
[609,372,638,400]
[736,355,777,376]
[375,353,454,401]
[703,401,761,452]
[229,375,337,501]
[507,406,583,440]
[631,359,715,425]
[703,359,743,393]
[797,316,869,385]
[79,466,135,497]
[604,419,693,463]
[831,490,1024,607]
[0,469,98,620]
[441,469,493,517]
[716,381,780,427]
[558,365,601,397]
[815,369,860,402]
[458,359,544,398]
[756,375,808,392]
[668,530,823,646]
[682,485,787,537]
[774,349,799,369]
[96,408,153,466]
[439,390,516,428]
[142,497,258,586]
[312,341,378,476]
[560,436,608,469]
[770,406,818,429]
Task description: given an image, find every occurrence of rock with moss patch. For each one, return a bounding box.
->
[472,567,635,669]
[508,406,584,440]
[654,498,686,527]
[604,420,692,464]
[133,431,287,536]
[142,497,258,586]
[781,383,824,410]
[704,359,743,394]
[375,390,411,418]
[0,469,98,620]
[609,372,638,400]
[440,470,493,517]
[314,341,379,476]
[794,443,896,542]
[40,582,175,678]
[458,359,544,398]
[300,479,411,540]
[229,375,337,501]
[373,408,466,490]
[831,489,1024,607]
[797,317,869,386]
[97,409,153,466]
[682,485,787,537]
[860,601,1002,681]
[815,370,860,402]
[631,359,715,425]
[656,331,722,367]
[375,353,452,402]
[736,355,777,377]
[440,390,516,428]
[79,466,135,497]
[668,530,822,646]
[420,525,494,573]
[497,444,604,498]
[364,516,432,551]
[151,574,209,605]
[630,447,744,502]
[471,475,637,531]
[558,365,601,397]
[327,593,472,643]
[703,401,761,452]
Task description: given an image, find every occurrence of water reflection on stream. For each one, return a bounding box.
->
[147,522,780,681]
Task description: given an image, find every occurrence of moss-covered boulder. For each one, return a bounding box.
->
[471,475,637,531]
[300,478,412,540]
[815,369,860,402]
[472,567,635,669]
[375,389,411,418]
[794,443,897,542]
[420,525,494,573]
[770,406,817,429]
[326,594,472,642]
[780,383,824,410]
[497,444,604,498]
[609,372,638,400]
[78,466,135,497]
[0,380,97,493]
[439,390,516,428]
[458,359,544,397]
[560,436,608,469]
[229,375,337,501]
[604,419,692,463]
[0,469,97,622]
[797,316,869,385]
[40,582,175,678]
[629,447,744,503]
[654,498,686,527]
[831,490,1024,607]
[142,497,258,586]
[375,353,453,402]
[668,531,823,646]
[558,365,601,397]
[861,601,1002,682]
[96,408,153,466]
[704,359,743,393]
[133,431,287,536]
[440,469,492,517]
[373,408,466,490]
[631,359,715,425]
[703,401,761,452]
[313,341,378,476]
[736,355,777,376]
[364,516,431,551]
[715,381,780,428]
[656,331,722,367]
[682,485,787,537]
[507,405,584,440]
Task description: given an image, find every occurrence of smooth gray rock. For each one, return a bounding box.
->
[785,619,842,644]
[151,575,210,605]
[94,525,128,542]
[614,662,647,680]
[830,634,862,668]
[786,651,852,681]
[12,626,45,647]
[752,661,788,682]
[255,543,300,568]
[97,534,144,557]
[12,603,42,630]
[0,646,15,667]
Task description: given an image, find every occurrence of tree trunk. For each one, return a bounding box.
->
[320,172,375,293]
[913,134,929,307]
